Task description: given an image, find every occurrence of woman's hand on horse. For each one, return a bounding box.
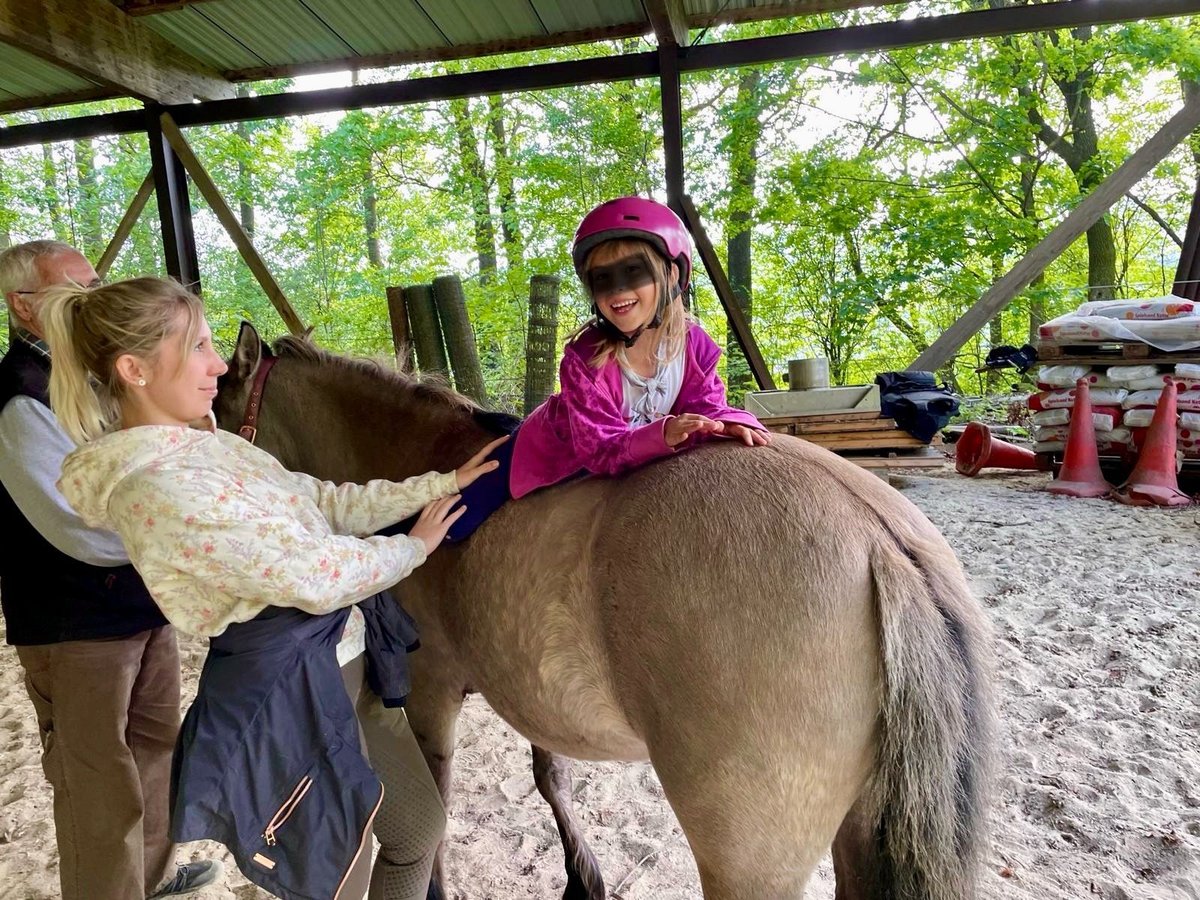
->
[409,495,467,554]
[456,435,509,490]
[721,423,772,446]
[665,414,723,447]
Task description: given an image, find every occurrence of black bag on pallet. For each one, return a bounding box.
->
[875,371,960,443]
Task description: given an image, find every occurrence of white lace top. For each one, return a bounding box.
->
[621,350,685,427]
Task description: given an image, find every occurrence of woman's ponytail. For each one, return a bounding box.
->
[41,286,109,445]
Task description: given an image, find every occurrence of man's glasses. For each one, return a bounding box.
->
[14,279,104,294]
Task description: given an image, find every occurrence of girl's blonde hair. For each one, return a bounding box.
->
[572,238,691,369]
[40,276,205,444]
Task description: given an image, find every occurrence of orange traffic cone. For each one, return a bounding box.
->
[1112,380,1190,507]
[955,422,1038,476]
[1045,378,1112,499]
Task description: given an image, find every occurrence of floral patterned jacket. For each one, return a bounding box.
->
[59,424,457,657]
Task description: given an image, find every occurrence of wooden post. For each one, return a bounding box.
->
[678,194,776,390]
[1173,172,1200,301]
[912,90,1200,372]
[385,285,411,365]
[148,111,200,290]
[96,170,154,278]
[432,275,487,404]
[157,113,307,335]
[403,284,448,377]
[523,274,560,414]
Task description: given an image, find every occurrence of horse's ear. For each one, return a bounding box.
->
[229,321,264,383]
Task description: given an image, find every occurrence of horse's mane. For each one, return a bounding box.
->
[271,334,477,411]
[269,334,521,435]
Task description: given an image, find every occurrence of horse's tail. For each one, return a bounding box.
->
[864,528,995,899]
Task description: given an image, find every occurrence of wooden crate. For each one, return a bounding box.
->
[759,410,942,467]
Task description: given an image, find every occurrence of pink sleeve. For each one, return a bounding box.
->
[555,350,676,476]
[677,328,767,432]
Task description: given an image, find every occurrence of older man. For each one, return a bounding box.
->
[0,241,219,899]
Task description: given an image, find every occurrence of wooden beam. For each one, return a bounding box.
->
[659,44,685,212]
[644,0,689,48]
[911,90,1200,372]
[148,112,200,289]
[96,170,154,278]
[157,113,306,335]
[688,0,908,28]
[681,0,1200,73]
[225,23,649,83]
[679,195,776,391]
[117,0,222,15]
[0,0,233,104]
[0,86,119,115]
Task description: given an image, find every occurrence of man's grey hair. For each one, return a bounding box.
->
[0,240,81,300]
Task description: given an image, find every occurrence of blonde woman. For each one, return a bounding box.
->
[42,276,501,900]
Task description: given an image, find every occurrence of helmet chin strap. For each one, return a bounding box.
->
[593,284,680,349]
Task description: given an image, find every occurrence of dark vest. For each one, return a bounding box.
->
[0,340,166,645]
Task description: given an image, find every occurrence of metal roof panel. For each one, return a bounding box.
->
[140,7,270,70]
[0,45,102,98]
[196,0,358,64]
[299,0,450,56]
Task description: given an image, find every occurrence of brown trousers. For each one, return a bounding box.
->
[339,655,447,900]
[17,625,181,900]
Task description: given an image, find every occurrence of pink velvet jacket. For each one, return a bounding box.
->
[509,323,766,498]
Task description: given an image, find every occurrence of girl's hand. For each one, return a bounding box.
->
[721,423,772,446]
[455,435,509,490]
[664,414,723,447]
[409,495,467,554]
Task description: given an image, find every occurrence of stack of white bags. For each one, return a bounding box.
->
[1028,363,1200,456]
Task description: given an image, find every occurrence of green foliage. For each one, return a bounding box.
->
[2,19,1198,400]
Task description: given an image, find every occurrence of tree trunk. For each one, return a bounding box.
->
[523,274,560,414]
[235,87,255,239]
[1016,147,1048,341]
[41,144,69,243]
[724,70,763,401]
[363,174,382,267]
[73,138,103,260]
[449,98,497,284]
[488,95,524,267]
[1187,78,1200,172]
[1041,27,1117,300]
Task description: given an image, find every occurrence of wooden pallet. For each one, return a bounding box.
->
[802,432,927,451]
[850,451,946,470]
[761,410,934,456]
[1037,340,1200,365]
[759,410,885,433]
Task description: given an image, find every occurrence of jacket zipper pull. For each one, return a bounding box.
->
[263,827,277,846]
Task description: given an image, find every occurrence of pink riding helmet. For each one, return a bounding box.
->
[572,196,692,292]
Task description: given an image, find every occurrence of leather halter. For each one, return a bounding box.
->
[237,355,277,444]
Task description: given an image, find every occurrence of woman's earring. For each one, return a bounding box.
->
[137,378,147,387]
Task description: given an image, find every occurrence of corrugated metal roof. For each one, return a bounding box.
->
[0,44,103,104]
[299,0,450,57]
[141,7,269,70]
[0,0,907,114]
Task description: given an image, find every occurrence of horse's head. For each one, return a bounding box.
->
[216,321,517,484]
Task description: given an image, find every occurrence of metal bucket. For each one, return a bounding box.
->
[787,357,830,390]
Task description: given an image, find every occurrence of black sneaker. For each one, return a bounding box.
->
[148,859,225,898]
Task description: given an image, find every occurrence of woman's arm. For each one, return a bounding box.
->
[108,465,430,623]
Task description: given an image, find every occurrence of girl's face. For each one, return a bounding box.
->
[120,316,228,428]
[587,242,661,336]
